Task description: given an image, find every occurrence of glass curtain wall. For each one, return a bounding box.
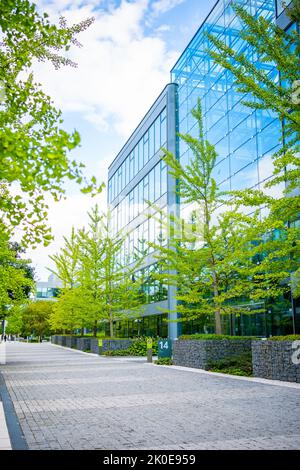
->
[108,109,167,204]
[171,0,296,335]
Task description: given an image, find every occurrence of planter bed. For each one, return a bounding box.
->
[65,336,77,349]
[252,338,300,383]
[99,339,134,354]
[51,335,59,345]
[173,337,253,370]
[90,338,100,354]
[76,337,91,352]
[56,335,64,346]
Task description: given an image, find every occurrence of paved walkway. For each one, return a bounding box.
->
[0,342,300,450]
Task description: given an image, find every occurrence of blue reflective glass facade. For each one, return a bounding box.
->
[107,0,298,338]
[172,0,282,198]
[108,109,167,204]
[170,0,298,337]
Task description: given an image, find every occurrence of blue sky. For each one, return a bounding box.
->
[29,0,216,279]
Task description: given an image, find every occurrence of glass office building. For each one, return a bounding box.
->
[107,84,178,339]
[107,0,299,338]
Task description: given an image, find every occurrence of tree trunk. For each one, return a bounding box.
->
[212,269,222,335]
[93,320,97,338]
[215,310,222,335]
[109,316,114,338]
[80,327,84,336]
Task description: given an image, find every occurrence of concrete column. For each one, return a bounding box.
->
[166,83,180,340]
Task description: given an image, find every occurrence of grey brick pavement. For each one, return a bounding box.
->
[0,342,300,450]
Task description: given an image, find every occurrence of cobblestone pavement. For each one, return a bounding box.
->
[1,342,300,450]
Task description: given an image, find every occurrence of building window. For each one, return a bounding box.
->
[276,0,292,17]
[161,108,167,145]
[109,108,167,202]
[143,132,149,165]
[155,115,161,153]
[161,161,167,196]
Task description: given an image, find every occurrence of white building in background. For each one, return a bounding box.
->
[35,274,62,301]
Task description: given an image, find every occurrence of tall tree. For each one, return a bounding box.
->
[152,102,250,334]
[49,287,85,333]
[48,227,80,289]
[48,227,81,333]
[77,206,143,337]
[5,306,23,336]
[0,0,103,247]
[0,222,33,324]
[49,206,144,337]
[22,300,54,340]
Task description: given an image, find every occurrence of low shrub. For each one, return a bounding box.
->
[207,352,253,377]
[155,358,173,366]
[267,335,300,341]
[179,334,257,341]
[103,337,159,356]
[104,349,130,356]
[128,338,159,356]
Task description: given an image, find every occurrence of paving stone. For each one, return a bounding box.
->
[1,342,300,450]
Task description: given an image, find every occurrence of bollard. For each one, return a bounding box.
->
[146,338,153,363]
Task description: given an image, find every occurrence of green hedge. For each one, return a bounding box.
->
[267,335,300,341]
[179,334,258,341]
[55,334,128,339]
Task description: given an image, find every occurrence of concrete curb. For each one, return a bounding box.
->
[150,364,300,389]
[50,343,99,357]
[0,372,28,450]
[50,343,158,361]
[0,401,11,450]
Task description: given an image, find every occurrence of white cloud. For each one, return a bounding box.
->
[33,0,179,137]
[155,24,171,33]
[151,0,186,15]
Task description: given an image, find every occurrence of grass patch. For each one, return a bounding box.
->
[155,358,173,366]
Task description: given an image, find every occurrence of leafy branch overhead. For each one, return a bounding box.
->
[0,0,103,247]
